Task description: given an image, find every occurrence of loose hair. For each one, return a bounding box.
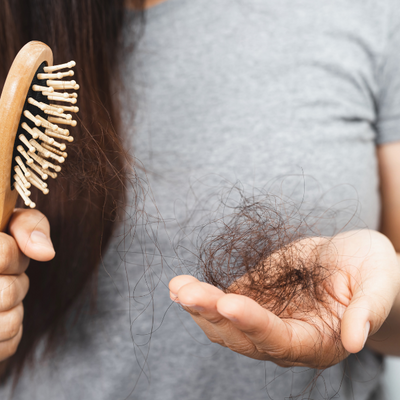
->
[0,0,145,380]
[0,1,351,392]
[179,187,347,372]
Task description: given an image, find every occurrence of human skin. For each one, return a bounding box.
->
[144,0,166,7]
[2,146,400,368]
[169,141,400,366]
[125,0,166,9]
[2,0,399,370]
[0,209,54,361]
[170,230,400,367]
[135,0,400,362]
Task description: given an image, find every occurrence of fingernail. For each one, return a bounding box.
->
[181,304,205,312]
[30,231,53,250]
[170,293,180,303]
[363,321,370,347]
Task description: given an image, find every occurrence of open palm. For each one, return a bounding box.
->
[169,230,400,368]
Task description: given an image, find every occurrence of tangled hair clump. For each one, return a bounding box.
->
[198,196,329,314]
[190,189,346,365]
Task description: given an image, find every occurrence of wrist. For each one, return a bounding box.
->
[365,252,400,355]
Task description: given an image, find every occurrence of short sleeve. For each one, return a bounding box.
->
[376,2,400,145]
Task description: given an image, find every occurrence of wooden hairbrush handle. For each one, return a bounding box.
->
[0,41,78,232]
[0,42,52,231]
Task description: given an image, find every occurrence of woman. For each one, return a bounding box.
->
[0,0,400,398]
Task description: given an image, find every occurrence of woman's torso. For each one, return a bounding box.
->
[5,0,400,398]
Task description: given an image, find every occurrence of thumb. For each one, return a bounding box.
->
[8,208,55,262]
[341,275,397,354]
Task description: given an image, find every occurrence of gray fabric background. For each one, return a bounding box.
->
[4,0,400,398]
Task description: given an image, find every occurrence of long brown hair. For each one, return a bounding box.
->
[0,0,145,379]
[0,0,352,388]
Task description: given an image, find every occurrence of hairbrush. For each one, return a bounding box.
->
[0,41,79,231]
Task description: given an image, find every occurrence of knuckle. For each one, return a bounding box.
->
[206,315,227,325]
[256,343,291,362]
[0,235,14,271]
[0,277,19,310]
[182,307,200,317]
[14,208,46,224]
[28,210,50,230]
[6,309,23,339]
[231,342,258,357]
[6,336,21,358]
[9,209,50,239]
[0,328,22,361]
[20,273,29,294]
[207,335,224,346]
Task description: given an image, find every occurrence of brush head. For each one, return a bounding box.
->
[0,41,79,231]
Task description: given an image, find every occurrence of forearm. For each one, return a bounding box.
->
[365,253,400,356]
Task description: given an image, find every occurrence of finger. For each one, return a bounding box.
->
[0,303,23,342]
[169,277,228,345]
[170,277,227,345]
[189,313,227,347]
[177,283,258,355]
[176,281,225,319]
[0,274,29,312]
[0,233,29,275]
[0,325,23,362]
[340,235,400,354]
[216,294,320,364]
[337,231,400,353]
[169,275,199,300]
[8,209,55,262]
[341,275,397,354]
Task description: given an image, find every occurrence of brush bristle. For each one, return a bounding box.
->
[12,61,79,208]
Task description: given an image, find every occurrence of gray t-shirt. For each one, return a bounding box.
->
[4,0,400,399]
